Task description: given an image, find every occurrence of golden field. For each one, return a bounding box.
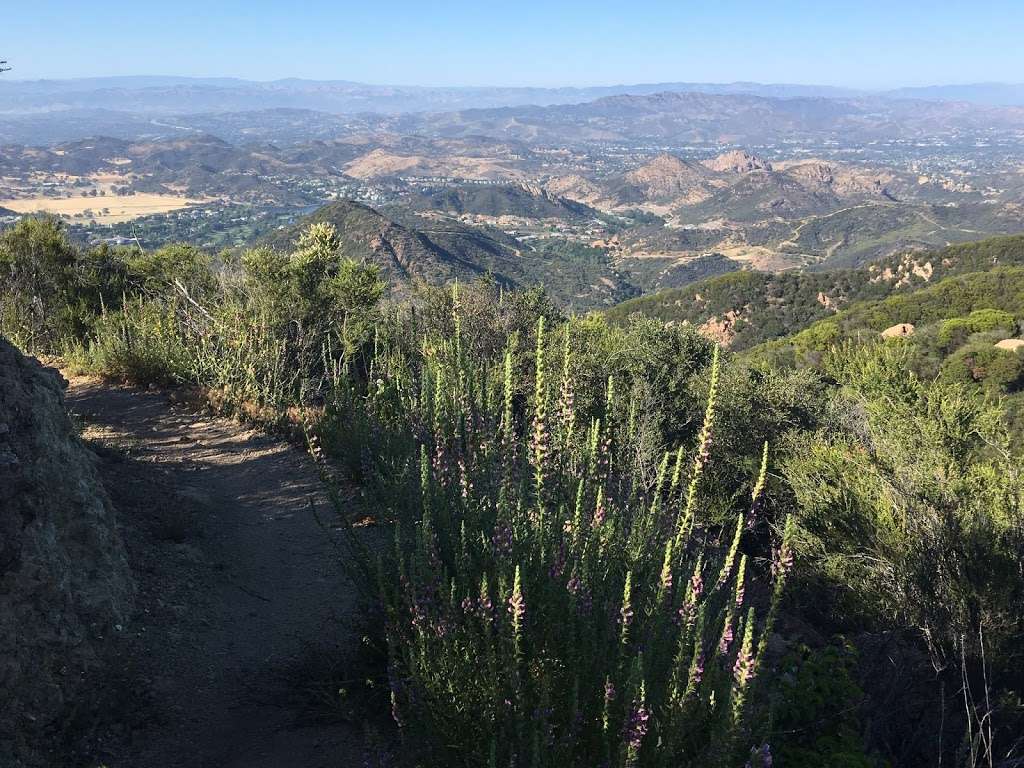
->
[0,193,204,223]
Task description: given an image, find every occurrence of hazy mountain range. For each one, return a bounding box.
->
[2,76,1023,118]
[3,88,1024,148]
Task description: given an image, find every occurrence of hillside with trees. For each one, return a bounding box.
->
[605,234,1024,348]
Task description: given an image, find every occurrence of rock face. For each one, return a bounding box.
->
[702,149,772,174]
[0,337,133,766]
[995,338,1024,352]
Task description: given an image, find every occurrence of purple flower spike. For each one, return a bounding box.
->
[692,650,705,686]
[719,622,734,655]
[623,698,650,750]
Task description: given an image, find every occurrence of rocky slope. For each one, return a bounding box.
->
[701,149,772,174]
[0,338,133,766]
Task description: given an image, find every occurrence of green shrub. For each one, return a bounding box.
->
[937,308,1015,349]
[940,341,1024,393]
[785,342,1024,763]
[0,217,94,349]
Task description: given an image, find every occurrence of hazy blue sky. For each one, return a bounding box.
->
[4,0,1023,87]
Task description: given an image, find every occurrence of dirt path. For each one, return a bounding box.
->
[65,377,365,768]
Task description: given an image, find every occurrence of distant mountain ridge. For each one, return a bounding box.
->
[4,83,1024,146]
[887,83,1024,106]
[0,77,866,116]
[2,76,1023,120]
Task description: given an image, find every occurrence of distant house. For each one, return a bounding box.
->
[91,235,136,247]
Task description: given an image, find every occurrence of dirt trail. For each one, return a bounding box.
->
[65,377,362,768]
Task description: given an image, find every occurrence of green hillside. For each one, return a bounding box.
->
[782,267,1024,350]
[751,266,1024,445]
[403,183,600,220]
[605,234,1024,349]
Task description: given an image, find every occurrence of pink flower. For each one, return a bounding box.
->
[719,622,734,655]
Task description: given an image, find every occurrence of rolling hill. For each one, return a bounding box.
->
[776,267,1024,352]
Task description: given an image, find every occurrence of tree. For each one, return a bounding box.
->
[0,217,81,347]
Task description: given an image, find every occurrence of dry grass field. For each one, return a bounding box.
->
[0,193,204,223]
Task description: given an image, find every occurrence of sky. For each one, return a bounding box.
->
[3,0,1023,88]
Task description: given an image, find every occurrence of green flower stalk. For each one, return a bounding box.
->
[716,513,745,592]
[510,565,526,662]
[717,555,747,659]
[648,450,671,520]
[731,606,758,727]
[419,444,431,516]
[558,326,576,448]
[682,606,707,699]
[620,571,634,648]
[717,442,767,591]
[656,538,674,605]
[452,282,465,405]
[593,485,607,529]
[668,445,685,496]
[500,335,517,490]
[602,676,615,735]
[531,317,548,501]
[757,514,795,662]
[623,680,649,767]
[675,344,721,549]
[734,554,747,608]
[679,554,704,629]
[751,441,769,504]
[502,338,515,438]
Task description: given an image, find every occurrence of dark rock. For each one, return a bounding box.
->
[0,336,134,767]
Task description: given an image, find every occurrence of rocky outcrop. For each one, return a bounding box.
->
[0,337,133,766]
[995,338,1024,352]
[702,149,772,174]
[881,323,915,338]
[544,174,605,206]
[783,161,893,197]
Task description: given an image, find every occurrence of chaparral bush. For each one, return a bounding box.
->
[316,287,798,767]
